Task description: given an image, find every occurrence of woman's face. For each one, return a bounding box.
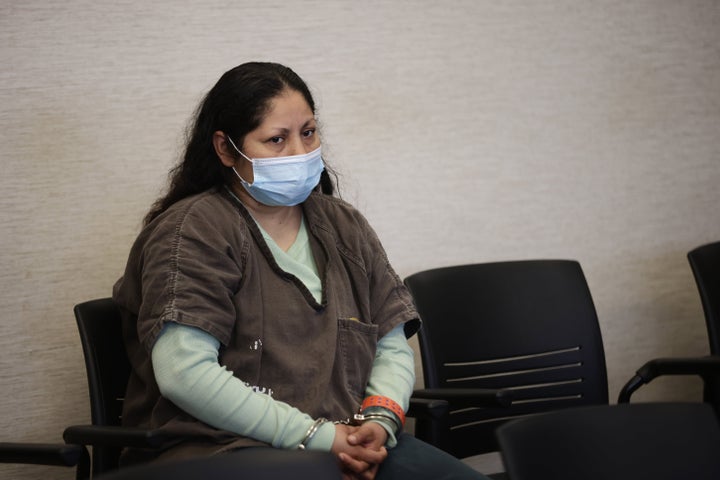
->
[234,88,320,183]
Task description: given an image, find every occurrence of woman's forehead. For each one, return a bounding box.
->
[259,89,315,127]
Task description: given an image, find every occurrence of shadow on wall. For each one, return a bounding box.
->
[598,247,710,402]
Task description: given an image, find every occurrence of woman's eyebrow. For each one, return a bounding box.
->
[266,118,316,132]
[266,127,290,134]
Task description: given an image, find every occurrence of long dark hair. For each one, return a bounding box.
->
[144,62,336,226]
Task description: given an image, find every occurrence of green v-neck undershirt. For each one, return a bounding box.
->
[255,216,322,304]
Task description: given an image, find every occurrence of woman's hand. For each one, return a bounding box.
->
[346,421,388,453]
[332,423,388,480]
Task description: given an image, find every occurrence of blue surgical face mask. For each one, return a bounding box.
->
[226,136,324,207]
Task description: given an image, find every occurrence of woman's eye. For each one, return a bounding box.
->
[303,129,316,138]
[269,136,284,144]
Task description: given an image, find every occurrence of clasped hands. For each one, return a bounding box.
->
[332,421,389,480]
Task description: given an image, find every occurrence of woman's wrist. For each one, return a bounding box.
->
[297,417,329,450]
[355,396,405,434]
[301,420,336,451]
[350,395,406,448]
[354,407,402,433]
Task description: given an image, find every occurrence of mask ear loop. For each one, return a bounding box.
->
[225,135,254,185]
[225,135,253,163]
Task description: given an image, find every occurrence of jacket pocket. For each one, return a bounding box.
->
[337,318,378,399]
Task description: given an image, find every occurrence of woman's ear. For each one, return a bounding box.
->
[213,131,237,167]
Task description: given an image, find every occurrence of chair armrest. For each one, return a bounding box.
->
[63,425,173,449]
[408,387,512,451]
[617,355,720,403]
[412,387,513,408]
[407,397,449,420]
[0,442,87,467]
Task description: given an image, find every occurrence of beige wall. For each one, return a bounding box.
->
[2,1,719,477]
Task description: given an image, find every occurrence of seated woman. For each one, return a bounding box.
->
[113,61,490,480]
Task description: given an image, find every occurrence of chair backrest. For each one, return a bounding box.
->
[688,241,720,355]
[496,402,720,480]
[74,298,130,473]
[404,260,608,458]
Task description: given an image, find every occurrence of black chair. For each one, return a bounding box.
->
[96,448,341,479]
[0,442,89,479]
[618,241,720,405]
[689,240,720,353]
[496,402,720,480]
[63,298,174,477]
[64,298,451,477]
[404,260,608,461]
